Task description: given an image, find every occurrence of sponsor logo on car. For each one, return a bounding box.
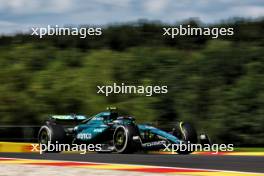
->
[142,141,166,147]
[77,133,92,140]
[93,128,104,132]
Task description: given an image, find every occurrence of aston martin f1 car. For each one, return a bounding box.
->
[38,107,210,154]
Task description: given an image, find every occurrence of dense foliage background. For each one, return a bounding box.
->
[0,19,263,146]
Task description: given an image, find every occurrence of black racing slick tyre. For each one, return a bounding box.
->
[172,122,198,154]
[38,124,66,153]
[113,125,141,154]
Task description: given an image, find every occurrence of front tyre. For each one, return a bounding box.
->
[113,125,141,154]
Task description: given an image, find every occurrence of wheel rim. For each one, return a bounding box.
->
[40,130,49,145]
[114,129,127,150]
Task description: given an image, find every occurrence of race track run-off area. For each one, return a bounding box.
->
[0,153,263,176]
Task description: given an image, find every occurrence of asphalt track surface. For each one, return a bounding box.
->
[0,152,263,173]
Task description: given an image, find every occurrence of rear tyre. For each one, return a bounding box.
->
[38,124,66,153]
[172,122,198,154]
[113,125,141,154]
